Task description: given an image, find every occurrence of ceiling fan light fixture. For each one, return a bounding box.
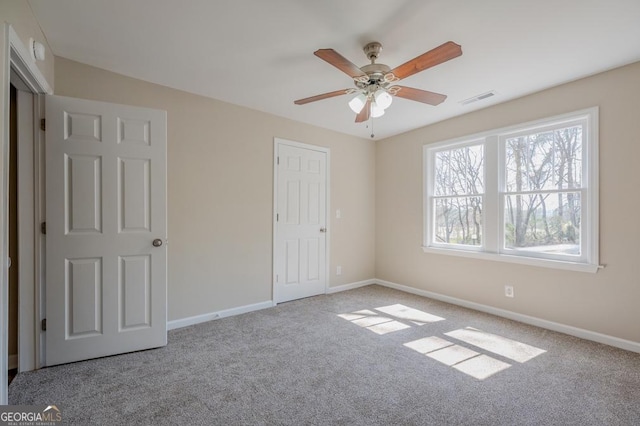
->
[348,93,367,114]
[371,101,385,118]
[374,89,393,110]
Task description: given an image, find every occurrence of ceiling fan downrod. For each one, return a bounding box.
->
[363,41,382,63]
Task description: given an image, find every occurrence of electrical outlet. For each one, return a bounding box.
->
[336,209,341,219]
[336,265,342,275]
[504,285,514,298]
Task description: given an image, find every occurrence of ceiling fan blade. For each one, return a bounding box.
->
[391,86,447,106]
[294,89,352,105]
[355,99,371,123]
[387,41,462,81]
[314,49,368,81]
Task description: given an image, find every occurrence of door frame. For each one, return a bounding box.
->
[272,137,330,304]
[15,87,43,374]
[1,24,52,404]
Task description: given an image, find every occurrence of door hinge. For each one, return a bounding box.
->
[41,318,47,331]
[277,156,280,165]
[276,274,279,283]
[41,222,46,235]
[276,213,279,222]
[40,118,46,131]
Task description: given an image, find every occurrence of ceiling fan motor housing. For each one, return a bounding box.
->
[358,42,393,92]
[360,63,391,83]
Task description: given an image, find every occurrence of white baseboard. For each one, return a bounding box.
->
[8,354,17,370]
[167,300,275,331]
[375,279,640,354]
[327,279,376,294]
[167,278,377,331]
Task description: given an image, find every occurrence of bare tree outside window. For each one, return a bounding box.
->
[504,125,583,256]
[433,144,484,245]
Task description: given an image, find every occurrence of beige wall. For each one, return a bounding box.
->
[54,57,376,321]
[376,61,640,343]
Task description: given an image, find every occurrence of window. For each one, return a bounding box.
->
[424,108,599,272]
[433,142,484,247]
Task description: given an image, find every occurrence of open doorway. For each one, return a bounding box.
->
[7,74,39,382]
[8,69,43,380]
[8,84,18,384]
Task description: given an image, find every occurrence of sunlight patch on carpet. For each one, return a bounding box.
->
[445,327,546,363]
[367,320,411,335]
[403,325,545,380]
[427,345,479,366]
[338,304,445,335]
[340,312,411,335]
[351,315,394,327]
[453,354,511,380]
[375,304,445,325]
[404,335,514,380]
[337,310,374,321]
[403,336,453,353]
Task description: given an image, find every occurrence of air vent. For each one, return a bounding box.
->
[460,90,497,105]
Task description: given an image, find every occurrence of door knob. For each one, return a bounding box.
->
[152,238,163,247]
[320,227,327,233]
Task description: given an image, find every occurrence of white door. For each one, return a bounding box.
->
[45,95,167,366]
[274,141,328,303]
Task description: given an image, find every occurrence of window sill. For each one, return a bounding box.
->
[421,246,601,273]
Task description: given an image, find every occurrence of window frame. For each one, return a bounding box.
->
[423,107,599,273]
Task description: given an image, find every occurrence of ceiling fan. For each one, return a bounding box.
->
[294,41,462,124]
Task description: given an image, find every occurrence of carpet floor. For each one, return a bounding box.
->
[9,285,640,425]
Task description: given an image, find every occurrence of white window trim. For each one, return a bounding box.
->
[423,107,600,273]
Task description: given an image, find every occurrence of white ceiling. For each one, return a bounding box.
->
[29,0,640,140]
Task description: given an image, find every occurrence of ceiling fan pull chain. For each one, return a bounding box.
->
[370,115,375,139]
